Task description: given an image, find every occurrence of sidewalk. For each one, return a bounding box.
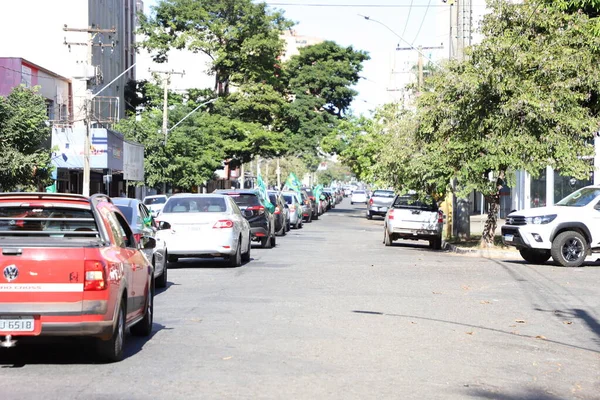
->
[444,214,521,260]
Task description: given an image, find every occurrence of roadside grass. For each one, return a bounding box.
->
[445,234,511,250]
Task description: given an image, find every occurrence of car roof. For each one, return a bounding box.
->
[144,194,167,198]
[112,197,140,207]
[214,189,259,195]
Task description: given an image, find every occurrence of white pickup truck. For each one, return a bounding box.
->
[502,185,600,267]
[383,194,444,249]
[367,190,396,219]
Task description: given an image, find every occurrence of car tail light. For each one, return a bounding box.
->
[274,206,281,214]
[213,220,234,229]
[437,210,444,224]
[309,196,315,201]
[84,260,107,291]
[247,205,265,215]
[369,198,373,205]
[388,209,394,220]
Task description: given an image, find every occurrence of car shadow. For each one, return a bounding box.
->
[501,259,600,268]
[0,323,169,367]
[155,280,180,296]
[166,257,248,269]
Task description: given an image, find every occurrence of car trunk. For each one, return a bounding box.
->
[392,208,439,231]
[159,212,230,233]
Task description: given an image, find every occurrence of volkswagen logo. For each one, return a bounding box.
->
[3,265,18,282]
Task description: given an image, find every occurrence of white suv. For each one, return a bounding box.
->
[502,185,600,267]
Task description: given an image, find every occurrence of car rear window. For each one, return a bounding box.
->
[0,206,99,238]
[115,205,135,224]
[373,190,395,198]
[222,193,261,207]
[393,195,437,211]
[163,197,228,213]
[283,195,295,204]
[144,197,166,205]
[354,190,366,194]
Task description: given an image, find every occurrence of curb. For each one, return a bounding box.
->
[443,242,521,260]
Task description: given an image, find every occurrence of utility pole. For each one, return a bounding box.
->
[276,158,281,190]
[149,69,185,145]
[63,25,116,197]
[396,45,444,90]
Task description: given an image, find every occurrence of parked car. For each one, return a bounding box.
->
[268,191,289,236]
[143,194,168,217]
[282,191,304,229]
[112,197,168,288]
[156,194,251,266]
[502,185,600,267]
[302,188,319,220]
[214,189,276,248]
[299,191,313,223]
[383,194,444,249]
[0,193,155,362]
[350,190,369,205]
[322,189,335,210]
[367,190,396,219]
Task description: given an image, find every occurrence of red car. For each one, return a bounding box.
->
[0,193,155,362]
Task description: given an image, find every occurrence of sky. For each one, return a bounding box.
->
[144,0,489,116]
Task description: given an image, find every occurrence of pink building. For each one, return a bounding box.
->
[0,57,72,124]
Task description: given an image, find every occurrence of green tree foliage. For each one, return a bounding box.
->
[0,86,52,191]
[138,0,292,95]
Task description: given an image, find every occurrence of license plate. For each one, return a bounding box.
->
[0,316,35,332]
[504,234,514,242]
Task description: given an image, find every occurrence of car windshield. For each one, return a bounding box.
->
[373,190,395,198]
[143,197,166,205]
[393,195,437,211]
[556,187,600,207]
[163,197,227,213]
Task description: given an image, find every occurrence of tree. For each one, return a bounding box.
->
[138,0,292,96]
[413,0,600,245]
[0,86,52,191]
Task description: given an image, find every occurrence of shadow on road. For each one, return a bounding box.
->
[465,388,566,400]
[350,310,600,354]
[166,258,249,269]
[155,280,181,296]
[0,323,169,367]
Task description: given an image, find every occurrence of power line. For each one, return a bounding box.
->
[411,0,432,46]
[401,0,414,38]
[266,2,483,7]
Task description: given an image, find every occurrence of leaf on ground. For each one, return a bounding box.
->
[222,356,233,360]
[462,285,470,290]
[466,331,475,335]
[535,335,547,340]
[432,291,442,295]
[480,300,491,304]
[515,319,526,323]
[563,321,573,325]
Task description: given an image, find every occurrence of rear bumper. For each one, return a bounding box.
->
[41,321,114,337]
[390,227,441,240]
[250,227,269,239]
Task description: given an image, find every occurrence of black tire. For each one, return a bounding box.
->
[366,212,373,220]
[270,233,276,248]
[519,248,551,264]
[286,221,291,232]
[97,300,125,363]
[351,202,354,205]
[551,231,588,267]
[228,240,242,267]
[261,235,272,249]
[294,219,301,229]
[313,212,319,220]
[241,237,251,262]
[155,256,167,289]
[131,277,154,337]
[167,254,178,263]
[384,228,392,246]
[429,237,442,250]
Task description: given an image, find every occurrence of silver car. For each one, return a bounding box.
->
[383,194,443,250]
[156,194,251,267]
[143,194,168,217]
[282,191,304,229]
[112,197,168,288]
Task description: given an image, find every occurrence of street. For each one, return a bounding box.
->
[1,200,599,400]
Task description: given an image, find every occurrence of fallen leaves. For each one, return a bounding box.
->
[432,291,442,295]
[563,321,573,325]
[515,319,526,324]
[466,331,475,335]
[480,300,491,304]
[222,356,233,360]
[535,335,547,340]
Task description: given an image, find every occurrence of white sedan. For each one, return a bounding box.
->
[156,194,251,267]
[350,190,369,205]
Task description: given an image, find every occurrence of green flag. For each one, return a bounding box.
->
[257,174,276,213]
[313,184,324,202]
[45,181,57,193]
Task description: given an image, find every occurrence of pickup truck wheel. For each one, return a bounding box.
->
[131,278,154,337]
[97,300,125,363]
[429,237,442,250]
[551,231,588,267]
[384,228,392,246]
[167,254,178,263]
[519,248,551,264]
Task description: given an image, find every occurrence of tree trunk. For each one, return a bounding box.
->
[481,193,502,248]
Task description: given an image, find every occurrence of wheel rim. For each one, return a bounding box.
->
[562,238,584,262]
[115,308,124,354]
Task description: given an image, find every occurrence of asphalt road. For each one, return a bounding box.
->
[1,200,599,400]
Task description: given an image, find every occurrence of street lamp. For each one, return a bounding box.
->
[164,98,218,145]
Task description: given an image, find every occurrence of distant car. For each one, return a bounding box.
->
[367,190,396,219]
[156,194,251,267]
[0,193,155,362]
[302,188,319,220]
[112,197,168,288]
[350,190,368,205]
[268,191,289,236]
[383,194,444,249]
[282,191,304,229]
[143,195,168,217]
[214,189,276,248]
[299,191,313,223]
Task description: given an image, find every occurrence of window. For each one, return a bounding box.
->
[45,99,55,120]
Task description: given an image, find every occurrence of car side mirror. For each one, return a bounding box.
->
[158,221,171,230]
[141,237,156,250]
[594,203,600,211]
